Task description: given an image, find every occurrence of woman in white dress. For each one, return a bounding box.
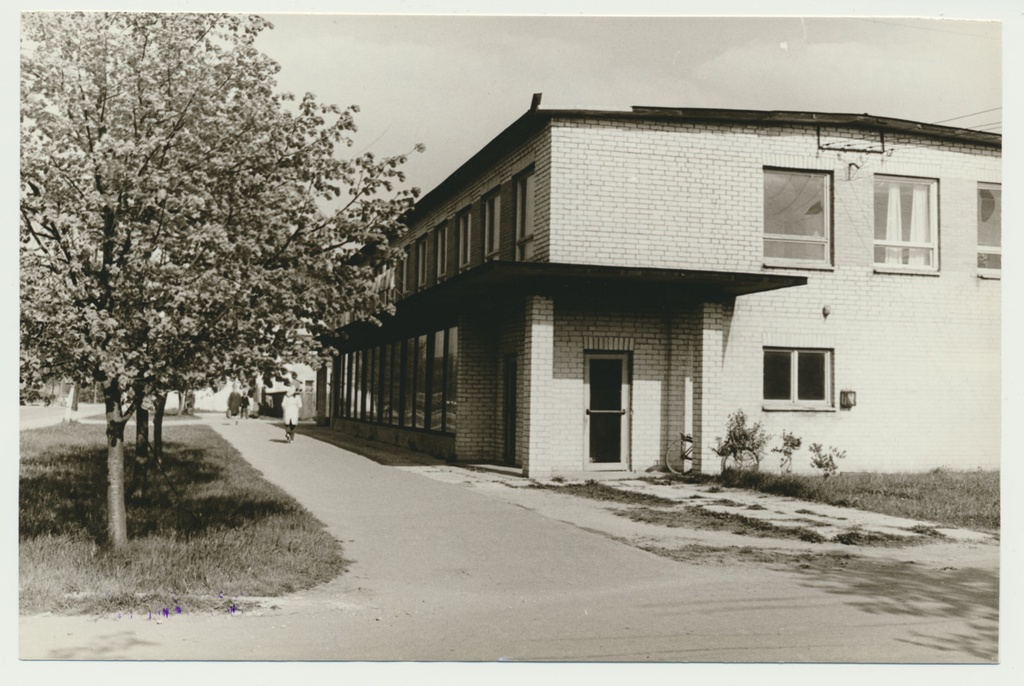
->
[282,386,302,443]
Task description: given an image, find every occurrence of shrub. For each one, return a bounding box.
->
[714,410,769,471]
[771,430,802,474]
[809,443,846,478]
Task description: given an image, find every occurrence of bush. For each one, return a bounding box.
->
[714,410,769,471]
[771,430,802,473]
[809,443,846,478]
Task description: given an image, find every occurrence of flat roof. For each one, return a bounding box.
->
[407,103,1001,223]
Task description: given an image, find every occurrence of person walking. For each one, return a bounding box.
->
[239,393,250,420]
[227,386,242,422]
[282,386,302,443]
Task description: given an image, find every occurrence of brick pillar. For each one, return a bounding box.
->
[521,295,555,477]
[666,308,696,467]
[692,301,731,474]
[454,311,499,461]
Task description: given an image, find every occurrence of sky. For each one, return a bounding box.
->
[249,9,1006,196]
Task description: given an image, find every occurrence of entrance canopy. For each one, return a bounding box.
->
[331,262,805,350]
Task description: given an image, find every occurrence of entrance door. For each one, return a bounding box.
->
[502,355,517,466]
[584,353,630,470]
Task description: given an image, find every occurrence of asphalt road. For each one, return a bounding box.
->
[19,415,1000,664]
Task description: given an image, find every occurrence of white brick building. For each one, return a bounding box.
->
[324,102,1001,478]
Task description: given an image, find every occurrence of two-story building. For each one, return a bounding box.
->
[323,99,1001,478]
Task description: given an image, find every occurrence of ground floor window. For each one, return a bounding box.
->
[763,347,832,408]
[336,326,459,434]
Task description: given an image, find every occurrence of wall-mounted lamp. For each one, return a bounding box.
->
[840,390,857,410]
[822,305,832,319]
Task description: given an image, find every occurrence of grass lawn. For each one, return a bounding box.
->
[703,468,1000,533]
[19,422,347,616]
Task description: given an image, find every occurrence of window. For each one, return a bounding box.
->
[874,175,938,270]
[416,236,428,287]
[515,169,536,260]
[763,348,832,408]
[763,169,831,265]
[400,246,410,294]
[435,224,448,280]
[457,208,472,269]
[483,190,501,259]
[978,183,1001,273]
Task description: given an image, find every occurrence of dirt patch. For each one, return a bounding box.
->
[530,480,677,507]
[622,505,829,543]
[640,543,856,568]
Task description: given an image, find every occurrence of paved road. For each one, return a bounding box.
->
[19,415,999,663]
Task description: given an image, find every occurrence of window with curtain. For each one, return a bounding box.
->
[873,176,938,269]
[483,190,501,259]
[763,169,831,265]
[416,236,428,287]
[978,183,1001,272]
[457,208,472,269]
[515,168,536,261]
[435,224,448,281]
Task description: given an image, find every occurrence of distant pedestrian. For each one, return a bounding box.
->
[227,387,242,421]
[239,393,250,420]
[282,386,302,443]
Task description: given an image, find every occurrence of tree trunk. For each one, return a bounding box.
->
[153,393,167,463]
[132,383,150,501]
[103,380,129,548]
[176,390,184,416]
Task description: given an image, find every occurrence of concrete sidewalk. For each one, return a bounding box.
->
[20,415,999,662]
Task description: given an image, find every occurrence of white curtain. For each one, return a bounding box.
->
[885,183,902,264]
[908,184,930,266]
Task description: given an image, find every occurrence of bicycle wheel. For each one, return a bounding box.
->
[665,438,693,474]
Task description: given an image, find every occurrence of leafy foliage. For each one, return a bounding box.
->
[808,443,846,479]
[771,430,802,474]
[713,410,769,471]
[21,11,420,401]
[20,12,421,544]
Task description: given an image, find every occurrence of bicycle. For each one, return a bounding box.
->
[664,432,693,474]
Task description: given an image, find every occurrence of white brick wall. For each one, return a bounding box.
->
[378,115,1000,476]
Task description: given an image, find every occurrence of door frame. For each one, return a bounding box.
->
[502,354,517,466]
[582,351,631,471]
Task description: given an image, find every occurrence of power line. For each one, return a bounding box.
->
[932,107,1002,125]
[964,121,1002,129]
[854,17,999,40]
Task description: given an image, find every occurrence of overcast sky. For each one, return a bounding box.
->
[252,11,1004,195]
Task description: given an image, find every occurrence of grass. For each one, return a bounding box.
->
[20,422,347,616]
[531,480,678,506]
[708,468,1000,532]
[622,505,830,543]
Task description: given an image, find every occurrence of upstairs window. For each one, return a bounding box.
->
[435,223,448,281]
[977,183,1001,273]
[515,169,536,261]
[483,190,501,259]
[416,236,427,287]
[456,208,472,270]
[874,175,938,270]
[763,169,831,266]
[764,348,832,409]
